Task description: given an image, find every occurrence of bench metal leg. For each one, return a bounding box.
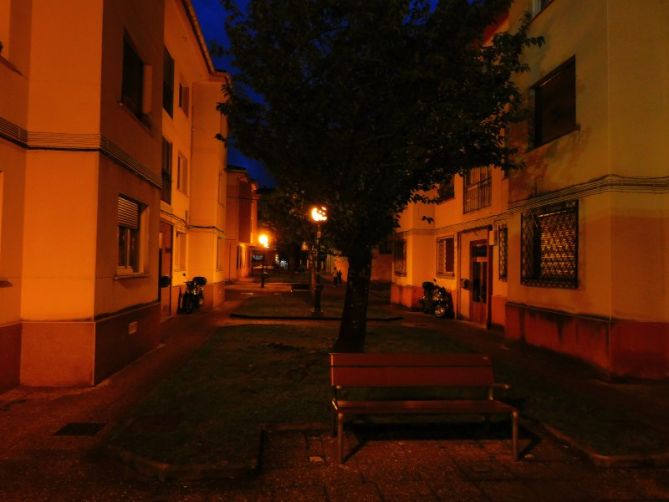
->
[337,412,344,464]
[512,410,519,460]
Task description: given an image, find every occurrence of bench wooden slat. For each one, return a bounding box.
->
[331,366,494,387]
[333,399,515,415]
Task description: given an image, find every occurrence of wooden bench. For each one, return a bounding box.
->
[329,352,519,463]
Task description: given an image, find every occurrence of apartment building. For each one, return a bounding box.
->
[0,0,236,391]
[393,0,669,379]
[223,166,258,283]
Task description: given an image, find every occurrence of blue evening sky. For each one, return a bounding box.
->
[191,0,275,187]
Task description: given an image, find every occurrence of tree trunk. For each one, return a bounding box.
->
[332,248,372,353]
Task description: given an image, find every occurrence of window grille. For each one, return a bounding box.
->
[498,225,508,280]
[463,167,492,213]
[393,238,407,276]
[521,200,578,288]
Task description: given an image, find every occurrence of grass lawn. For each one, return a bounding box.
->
[108,314,669,465]
[231,293,399,319]
[107,322,470,466]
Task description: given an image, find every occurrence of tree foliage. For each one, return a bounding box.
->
[219,0,542,350]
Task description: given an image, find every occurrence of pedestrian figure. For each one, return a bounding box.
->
[336,269,343,285]
[333,268,339,286]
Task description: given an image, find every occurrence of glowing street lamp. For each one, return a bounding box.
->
[309,205,327,316]
[258,232,270,288]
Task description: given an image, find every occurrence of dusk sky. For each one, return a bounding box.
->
[191,0,276,188]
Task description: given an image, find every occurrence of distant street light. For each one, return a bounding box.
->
[258,232,270,288]
[309,205,327,316]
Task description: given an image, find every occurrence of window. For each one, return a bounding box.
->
[177,153,188,194]
[117,195,143,273]
[463,167,492,213]
[498,224,508,280]
[437,237,455,276]
[163,48,174,116]
[178,81,190,116]
[122,37,144,117]
[175,231,187,271]
[161,138,172,203]
[437,175,455,201]
[393,238,407,276]
[521,200,578,288]
[532,58,576,147]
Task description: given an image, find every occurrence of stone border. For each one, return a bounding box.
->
[541,424,669,468]
[229,313,403,321]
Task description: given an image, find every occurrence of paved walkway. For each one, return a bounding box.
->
[1,283,669,500]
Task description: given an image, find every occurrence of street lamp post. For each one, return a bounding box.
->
[309,205,327,317]
[259,233,270,289]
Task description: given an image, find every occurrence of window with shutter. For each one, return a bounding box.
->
[117,195,142,273]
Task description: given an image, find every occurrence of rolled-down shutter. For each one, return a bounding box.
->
[118,196,139,229]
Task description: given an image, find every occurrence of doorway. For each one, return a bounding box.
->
[470,240,490,325]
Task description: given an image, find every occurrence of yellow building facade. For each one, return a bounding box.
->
[393,0,669,379]
[0,0,238,391]
[224,166,258,283]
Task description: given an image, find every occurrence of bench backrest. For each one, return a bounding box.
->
[330,353,495,388]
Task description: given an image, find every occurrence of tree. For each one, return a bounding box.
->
[218,0,542,351]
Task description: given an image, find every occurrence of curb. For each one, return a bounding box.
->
[104,423,331,481]
[540,424,669,468]
[103,421,263,482]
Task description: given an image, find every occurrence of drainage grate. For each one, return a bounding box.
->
[54,422,106,436]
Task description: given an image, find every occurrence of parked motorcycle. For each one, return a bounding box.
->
[180,276,207,314]
[419,280,453,318]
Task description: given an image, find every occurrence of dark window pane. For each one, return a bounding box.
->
[122,38,143,116]
[534,59,576,146]
[161,138,172,203]
[163,48,174,115]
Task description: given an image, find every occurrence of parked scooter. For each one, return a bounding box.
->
[180,276,207,314]
[419,280,453,318]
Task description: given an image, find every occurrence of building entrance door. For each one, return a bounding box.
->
[470,240,489,325]
[159,221,173,319]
